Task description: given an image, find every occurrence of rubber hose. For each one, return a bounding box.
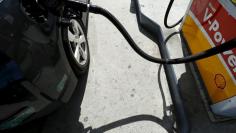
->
[65,1,236,64]
[89,5,236,64]
[164,0,183,29]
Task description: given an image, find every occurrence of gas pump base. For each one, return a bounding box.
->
[180,32,236,122]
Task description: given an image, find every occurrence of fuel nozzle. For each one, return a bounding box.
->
[36,0,90,15]
[36,0,64,15]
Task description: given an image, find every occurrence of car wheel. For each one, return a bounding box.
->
[62,19,90,75]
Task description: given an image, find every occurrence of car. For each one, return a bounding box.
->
[0,0,90,130]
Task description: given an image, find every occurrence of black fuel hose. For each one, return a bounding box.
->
[65,0,236,64]
[164,0,183,29]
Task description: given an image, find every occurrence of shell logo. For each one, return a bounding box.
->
[214,74,226,90]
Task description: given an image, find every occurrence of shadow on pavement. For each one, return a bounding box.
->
[38,58,177,133]
[84,114,174,133]
[80,64,175,133]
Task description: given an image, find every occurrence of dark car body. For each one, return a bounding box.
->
[0,0,89,130]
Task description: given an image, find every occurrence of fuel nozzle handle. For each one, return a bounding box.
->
[35,0,64,15]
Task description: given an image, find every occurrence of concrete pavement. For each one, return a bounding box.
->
[79,0,187,132]
[79,0,236,133]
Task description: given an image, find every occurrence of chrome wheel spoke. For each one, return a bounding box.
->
[68,30,76,42]
[79,44,87,60]
[71,20,79,34]
[74,44,80,61]
[67,19,88,66]
[78,35,86,45]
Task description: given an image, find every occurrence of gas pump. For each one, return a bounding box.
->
[181,0,236,120]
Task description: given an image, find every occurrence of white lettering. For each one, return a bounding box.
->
[214,32,223,43]
[221,38,226,44]
[209,3,216,12]
[209,20,219,31]
[203,4,236,76]
[223,50,234,55]
[228,55,236,67]
[204,8,213,22]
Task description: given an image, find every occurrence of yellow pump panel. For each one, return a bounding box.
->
[181,0,236,104]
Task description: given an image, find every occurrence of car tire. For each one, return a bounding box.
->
[62,19,90,76]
